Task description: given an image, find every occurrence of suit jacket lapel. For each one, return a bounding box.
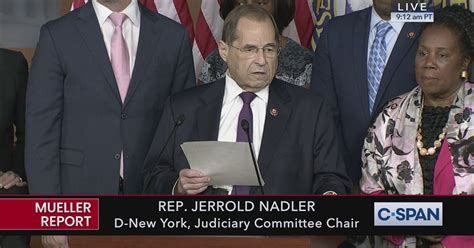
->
[196,79,225,141]
[353,8,371,120]
[123,4,162,108]
[255,80,291,190]
[374,22,420,112]
[75,2,122,105]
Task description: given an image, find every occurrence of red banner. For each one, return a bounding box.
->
[0,198,99,230]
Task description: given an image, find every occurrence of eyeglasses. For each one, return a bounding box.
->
[227,43,281,58]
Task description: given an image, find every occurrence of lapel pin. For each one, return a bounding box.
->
[270,108,278,117]
[407,32,416,39]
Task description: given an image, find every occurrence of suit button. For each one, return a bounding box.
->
[121,113,128,120]
[114,153,121,160]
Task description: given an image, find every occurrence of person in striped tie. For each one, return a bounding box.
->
[311,0,421,190]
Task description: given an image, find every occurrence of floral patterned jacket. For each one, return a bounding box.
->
[361,82,474,195]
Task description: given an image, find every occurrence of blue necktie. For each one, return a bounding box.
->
[232,92,257,195]
[367,21,392,114]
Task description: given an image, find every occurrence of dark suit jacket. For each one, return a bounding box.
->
[311,7,420,182]
[0,49,28,180]
[26,2,196,194]
[143,78,351,194]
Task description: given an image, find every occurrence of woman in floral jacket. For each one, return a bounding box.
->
[360,6,474,248]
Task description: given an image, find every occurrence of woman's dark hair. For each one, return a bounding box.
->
[421,5,474,59]
[219,0,295,34]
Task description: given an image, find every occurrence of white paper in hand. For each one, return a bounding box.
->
[180,141,265,186]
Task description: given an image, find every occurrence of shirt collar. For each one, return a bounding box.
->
[92,0,140,27]
[223,73,269,105]
[370,7,404,35]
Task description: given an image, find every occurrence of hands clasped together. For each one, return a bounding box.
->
[0,171,26,189]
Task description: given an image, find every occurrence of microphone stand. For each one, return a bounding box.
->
[143,115,185,192]
[241,119,264,195]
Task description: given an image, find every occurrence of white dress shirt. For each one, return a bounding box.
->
[92,0,140,75]
[218,74,268,158]
[173,74,269,194]
[367,7,405,65]
[215,74,269,193]
[92,0,140,179]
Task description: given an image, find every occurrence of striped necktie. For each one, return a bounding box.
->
[367,21,392,114]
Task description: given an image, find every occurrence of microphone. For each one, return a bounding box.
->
[240,119,264,195]
[175,115,185,126]
[143,114,185,193]
[160,115,185,160]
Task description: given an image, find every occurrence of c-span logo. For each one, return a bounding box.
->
[374,202,442,226]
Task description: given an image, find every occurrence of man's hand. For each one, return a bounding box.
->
[41,235,69,248]
[0,171,27,189]
[175,169,210,194]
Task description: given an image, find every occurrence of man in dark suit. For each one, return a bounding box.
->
[27,0,195,247]
[143,5,350,195]
[311,0,420,186]
[26,0,195,195]
[0,49,29,247]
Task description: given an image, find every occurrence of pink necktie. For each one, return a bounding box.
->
[109,12,130,178]
[110,12,130,103]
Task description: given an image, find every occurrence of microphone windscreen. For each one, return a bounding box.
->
[240,119,249,131]
[176,115,185,126]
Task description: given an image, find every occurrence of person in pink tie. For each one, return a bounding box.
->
[360,6,474,248]
[26,0,195,247]
[26,0,195,194]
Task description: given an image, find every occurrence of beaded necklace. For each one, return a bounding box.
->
[416,99,450,156]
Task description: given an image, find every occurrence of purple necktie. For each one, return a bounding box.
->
[232,92,257,195]
[110,12,130,178]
